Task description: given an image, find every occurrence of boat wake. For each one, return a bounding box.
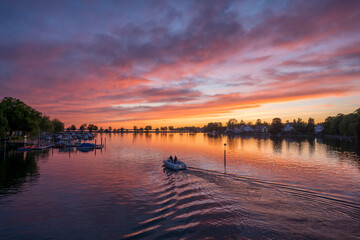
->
[122,167,360,240]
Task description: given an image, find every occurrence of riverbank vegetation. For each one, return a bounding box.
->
[67,108,360,139]
[4,96,357,140]
[199,108,360,138]
[0,97,64,139]
[323,109,360,137]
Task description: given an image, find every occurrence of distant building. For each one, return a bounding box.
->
[234,125,253,134]
[225,127,233,133]
[254,125,268,133]
[315,124,324,134]
[283,123,294,132]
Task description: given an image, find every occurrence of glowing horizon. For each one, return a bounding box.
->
[1,1,359,128]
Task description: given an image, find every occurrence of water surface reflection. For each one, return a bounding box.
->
[0,134,359,239]
[0,150,45,197]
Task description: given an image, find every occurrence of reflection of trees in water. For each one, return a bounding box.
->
[319,138,360,166]
[257,138,261,151]
[283,137,305,155]
[204,134,359,163]
[308,138,315,156]
[0,150,46,197]
[145,133,152,144]
[282,137,318,156]
[271,136,360,167]
[320,138,360,154]
[271,136,283,154]
[227,137,237,151]
[132,133,138,144]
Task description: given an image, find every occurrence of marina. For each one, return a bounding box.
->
[15,132,103,152]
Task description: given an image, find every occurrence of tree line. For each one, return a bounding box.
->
[65,124,199,133]
[0,97,64,138]
[268,117,315,135]
[323,109,360,137]
[203,108,360,137]
[62,107,360,138]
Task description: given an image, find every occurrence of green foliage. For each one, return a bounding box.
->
[323,109,360,137]
[51,119,64,133]
[189,126,197,133]
[0,97,42,136]
[80,124,87,131]
[331,114,343,135]
[293,118,306,133]
[255,119,262,126]
[306,118,315,134]
[145,126,152,132]
[0,97,66,136]
[323,116,333,134]
[226,119,238,130]
[87,124,98,132]
[0,107,9,138]
[70,125,76,131]
[204,122,223,132]
[40,115,54,133]
[270,118,282,134]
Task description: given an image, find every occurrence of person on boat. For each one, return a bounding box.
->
[174,156,177,163]
[169,155,173,162]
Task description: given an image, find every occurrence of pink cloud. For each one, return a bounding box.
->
[1,0,359,127]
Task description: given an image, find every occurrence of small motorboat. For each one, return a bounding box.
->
[76,143,95,150]
[17,145,36,151]
[95,144,104,149]
[34,144,54,150]
[163,158,187,171]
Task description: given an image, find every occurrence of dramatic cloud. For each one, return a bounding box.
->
[0,0,359,127]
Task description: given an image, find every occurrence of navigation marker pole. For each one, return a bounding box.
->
[224,143,227,173]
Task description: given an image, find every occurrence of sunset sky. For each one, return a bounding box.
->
[0,0,359,128]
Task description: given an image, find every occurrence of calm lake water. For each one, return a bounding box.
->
[0,133,359,239]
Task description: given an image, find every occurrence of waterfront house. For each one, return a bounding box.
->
[225,126,233,133]
[254,125,269,133]
[283,123,294,132]
[234,125,253,134]
[315,124,324,134]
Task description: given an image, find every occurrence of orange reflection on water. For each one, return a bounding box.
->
[98,133,360,201]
